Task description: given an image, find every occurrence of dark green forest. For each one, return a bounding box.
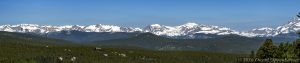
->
[0,31,300,63]
[255,39,300,59]
[0,31,244,63]
[242,32,300,63]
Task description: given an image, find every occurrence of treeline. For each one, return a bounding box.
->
[253,32,300,59]
[254,39,300,59]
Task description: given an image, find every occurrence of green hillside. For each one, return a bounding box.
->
[92,33,264,53]
[0,32,246,63]
[0,31,74,46]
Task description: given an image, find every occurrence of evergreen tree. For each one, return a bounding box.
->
[295,39,300,58]
[256,39,278,59]
[277,42,296,58]
[277,43,285,58]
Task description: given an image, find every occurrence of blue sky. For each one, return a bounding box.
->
[0,0,300,31]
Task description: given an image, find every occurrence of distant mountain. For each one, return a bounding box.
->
[241,18,300,37]
[237,17,300,42]
[0,15,300,42]
[0,24,142,33]
[143,23,239,37]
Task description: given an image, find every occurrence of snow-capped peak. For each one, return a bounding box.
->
[181,23,198,28]
[239,27,277,37]
[143,23,238,37]
[254,27,274,31]
[2,15,300,38]
[241,16,300,37]
[275,18,300,34]
[150,24,161,27]
[0,24,142,33]
[0,23,264,37]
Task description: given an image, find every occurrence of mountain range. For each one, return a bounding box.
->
[0,17,299,39]
[1,16,299,53]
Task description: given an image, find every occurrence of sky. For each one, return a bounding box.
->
[0,0,300,31]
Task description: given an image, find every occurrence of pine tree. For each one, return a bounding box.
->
[277,42,296,58]
[256,39,278,59]
[277,43,285,58]
[295,32,300,58]
[295,39,300,58]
